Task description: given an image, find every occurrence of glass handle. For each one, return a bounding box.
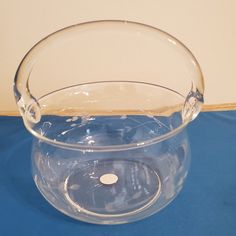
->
[14,57,41,124]
[182,89,204,122]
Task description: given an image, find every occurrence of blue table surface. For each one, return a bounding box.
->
[0,111,236,236]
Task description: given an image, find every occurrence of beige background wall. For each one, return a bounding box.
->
[1,0,236,112]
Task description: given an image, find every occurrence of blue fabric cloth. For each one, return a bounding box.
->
[0,111,236,235]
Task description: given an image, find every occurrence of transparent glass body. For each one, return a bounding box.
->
[14,20,204,224]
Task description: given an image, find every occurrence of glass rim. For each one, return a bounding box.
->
[24,80,190,152]
[15,20,204,151]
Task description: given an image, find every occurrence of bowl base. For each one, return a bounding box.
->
[64,159,161,217]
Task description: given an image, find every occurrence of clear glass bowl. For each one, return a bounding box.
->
[14,20,204,224]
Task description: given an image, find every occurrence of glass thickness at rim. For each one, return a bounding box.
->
[25,81,189,152]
